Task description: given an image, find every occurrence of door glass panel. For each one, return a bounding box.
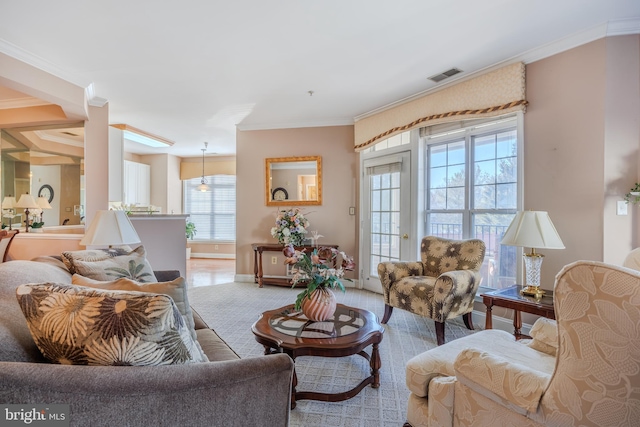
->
[369,169,401,275]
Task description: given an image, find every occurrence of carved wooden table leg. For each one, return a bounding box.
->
[371,342,381,388]
[514,310,522,339]
[257,248,264,288]
[484,300,493,329]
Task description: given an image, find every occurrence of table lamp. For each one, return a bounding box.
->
[500,211,565,297]
[36,196,52,223]
[2,196,16,230]
[15,194,40,233]
[80,210,141,249]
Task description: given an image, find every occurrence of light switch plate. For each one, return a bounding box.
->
[617,201,628,215]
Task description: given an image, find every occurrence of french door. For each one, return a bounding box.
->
[362,151,412,293]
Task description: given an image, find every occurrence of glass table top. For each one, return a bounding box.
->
[269,305,366,339]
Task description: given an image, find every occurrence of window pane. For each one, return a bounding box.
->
[428,213,463,239]
[496,130,517,158]
[496,183,517,209]
[184,175,236,241]
[430,167,447,188]
[497,157,517,184]
[430,145,447,167]
[474,184,496,209]
[448,141,465,164]
[475,160,496,185]
[447,187,465,210]
[473,213,517,289]
[474,134,495,161]
[430,188,446,209]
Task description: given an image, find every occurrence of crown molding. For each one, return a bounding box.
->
[85,83,108,107]
[0,38,91,89]
[237,117,354,131]
[355,18,640,122]
[607,17,640,36]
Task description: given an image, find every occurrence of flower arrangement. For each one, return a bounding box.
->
[271,208,310,246]
[283,244,355,311]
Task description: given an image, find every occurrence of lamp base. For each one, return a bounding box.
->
[520,285,546,298]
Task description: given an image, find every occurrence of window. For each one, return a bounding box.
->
[425,119,519,289]
[184,175,236,241]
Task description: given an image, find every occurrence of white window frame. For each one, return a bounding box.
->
[421,114,524,292]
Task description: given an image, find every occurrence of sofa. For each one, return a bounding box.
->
[0,258,294,427]
[403,260,640,427]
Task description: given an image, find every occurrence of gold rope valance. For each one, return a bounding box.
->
[354,62,526,152]
[180,158,236,180]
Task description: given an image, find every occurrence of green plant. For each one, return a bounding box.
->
[625,183,640,205]
[283,245,355,310]
[186,221,197,239]
[30,221,44,229]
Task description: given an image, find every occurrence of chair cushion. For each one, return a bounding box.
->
[62,246,157,283]
[16,283,208,366]
[405,329,556,397]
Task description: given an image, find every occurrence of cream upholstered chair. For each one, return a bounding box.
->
[0,229,18,262]
[403,260,640,427]
[623,247,640,270]
[378,236,486,345]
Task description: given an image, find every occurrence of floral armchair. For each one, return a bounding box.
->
[404,260,640,427]
[378,236,486,345]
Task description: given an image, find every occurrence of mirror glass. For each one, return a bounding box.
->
[1,123,85,227]
[266,156,322,206]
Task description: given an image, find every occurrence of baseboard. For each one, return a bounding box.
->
[191,253,235,259]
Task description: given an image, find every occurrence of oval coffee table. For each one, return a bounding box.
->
[251,303,384,409]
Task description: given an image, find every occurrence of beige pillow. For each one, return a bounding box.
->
[62,246,157,283]
[72,274,198,342]
[16,283,208,366]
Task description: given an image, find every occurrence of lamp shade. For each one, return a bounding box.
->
[37,196,52,209]
[80,210,141,247]
[15,194,39,209]
[501,211,565,249]
[2,196,16,209]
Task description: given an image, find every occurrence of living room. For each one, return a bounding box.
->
[1,2,640,427]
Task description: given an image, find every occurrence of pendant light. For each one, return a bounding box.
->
[197,142,210,192]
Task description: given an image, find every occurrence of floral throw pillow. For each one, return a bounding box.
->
[62,246,158,283]
[71,274,200,342]
[16,283,208,366]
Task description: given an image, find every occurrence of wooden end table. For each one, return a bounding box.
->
[251,304,384,409]
[481,285,555,339]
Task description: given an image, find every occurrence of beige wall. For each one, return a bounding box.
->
[524,35,640,289]
[139,153,183,214]
[236,125,357,279]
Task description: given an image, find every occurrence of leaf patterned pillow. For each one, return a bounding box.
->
[62,246,158,283]
[16,283,208,366]
[71,274,201,343]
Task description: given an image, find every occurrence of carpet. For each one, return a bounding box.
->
[188,282,477,427]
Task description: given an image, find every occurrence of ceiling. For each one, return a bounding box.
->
[0,1,638,157]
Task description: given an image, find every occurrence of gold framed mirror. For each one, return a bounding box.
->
[265,156,322,206]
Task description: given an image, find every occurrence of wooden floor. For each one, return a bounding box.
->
[186,258,236,287]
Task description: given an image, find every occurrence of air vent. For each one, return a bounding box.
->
[428,68,462,83]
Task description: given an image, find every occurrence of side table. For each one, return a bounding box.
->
[481,285,555,339]
[252,243,338,287]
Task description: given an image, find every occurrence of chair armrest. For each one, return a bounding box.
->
[454,348,550,415]
[378,261,424,301]
[0,354,293,427]
[431,270,481,321]
[427,376,456,427]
